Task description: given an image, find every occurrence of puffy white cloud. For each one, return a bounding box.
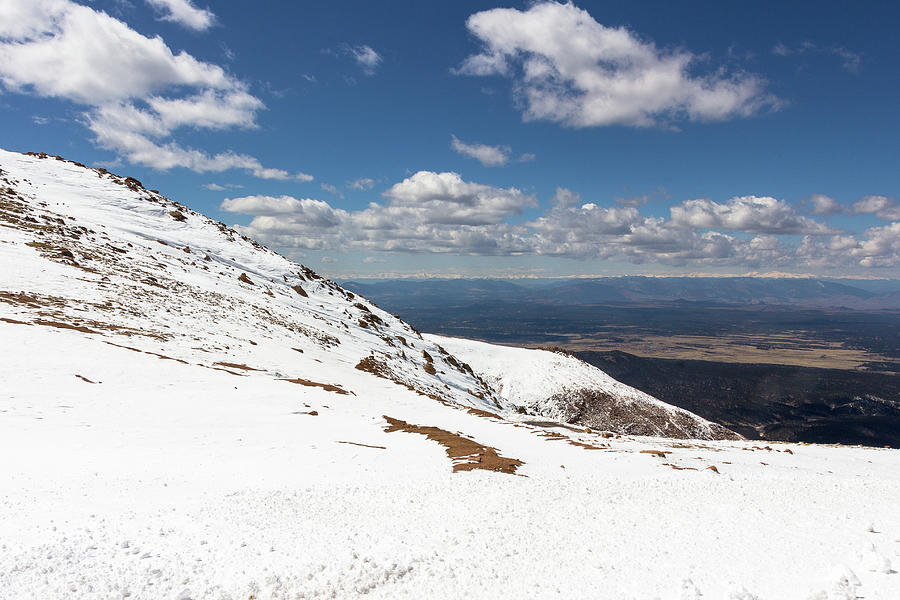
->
[853,195,900,221]
[86,118,308,180]
[457,2,779,128]
[670,196,835,234]
[224,173,538,254]
[0,0,228,104]
[797,222,900,269]
[550,187,581,209]
[0,0,306,180]
[147,89,263,131]
[450,136,534,166]
[854,222,900,267]
[451,135,511,166]
[221,175,891,272]
[808,194,845,216]
[144,0,215,32]
[383,171,537,225]
[222,196,342,222]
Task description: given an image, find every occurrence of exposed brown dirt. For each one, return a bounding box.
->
[104,341,144,353]
[355,356,451,405]
[0,291,49,308]
[0,317,29,325]
[144,351,188,364]
[279,377,352,395]
[640,449,669,458]
[568,440,606,450]
[34,319,98,334]
[337,441,386,450]
[213,361,263,371]
[208,366,248,376]
[466,407,501,420]
[383,415,524,475]
[664,463,699,471]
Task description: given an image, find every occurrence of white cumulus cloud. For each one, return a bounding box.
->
[0,0,309,180]
[808,194,845,216]
[670,196,835,235]
[451,135,511,166]
[457,1,779,128]
[144,0,215,32]
[222,180,893,272]
[853,195,900,221]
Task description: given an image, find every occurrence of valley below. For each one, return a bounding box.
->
[344,281,900,448]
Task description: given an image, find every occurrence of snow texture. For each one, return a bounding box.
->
[428,334,741,439]
[1,149,899,599]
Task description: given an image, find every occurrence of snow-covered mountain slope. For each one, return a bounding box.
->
[2,149,899,600]
[428,335,741,440]
[0,149,504,414]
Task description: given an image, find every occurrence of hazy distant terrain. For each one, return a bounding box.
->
[344,276,900,310]
[580,351,900,447]
[343,278,900,370]
[342,277,900,447]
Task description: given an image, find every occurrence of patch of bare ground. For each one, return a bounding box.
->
[466,407,501,419]
[640,449,669,458]
[568,440,606,450]
[279,377,353,395]
[102,341,187,363]
[337,441,386,450]
[539,388,741,441]
[34,319,98,334]
[34,314,166,339]
[207,366,248,377]
[383,415,524,475]
[355,356,450,404]
[213,361,264,372]
[104,341,144,353]
[521,419,594,435]
[0,317,29,325]
[0,290,65,309]
[144,351,188,364]
[663,463,699,471]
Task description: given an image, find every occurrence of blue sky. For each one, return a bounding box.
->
[1,0,899,278]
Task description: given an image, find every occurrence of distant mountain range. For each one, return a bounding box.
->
[342,276,900,310]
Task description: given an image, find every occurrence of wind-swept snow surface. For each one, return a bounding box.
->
[1,149,899,599]
[427,335,741,439]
